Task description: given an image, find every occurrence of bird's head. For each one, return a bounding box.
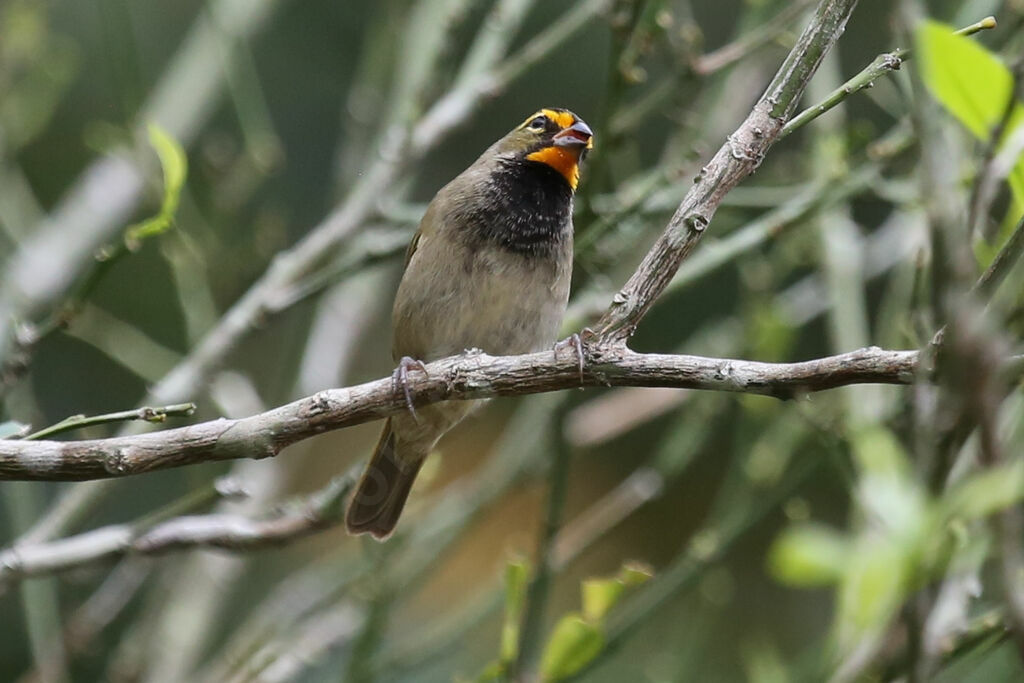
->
[494,108,593,191]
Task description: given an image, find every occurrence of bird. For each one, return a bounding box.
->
[345,108,593,539]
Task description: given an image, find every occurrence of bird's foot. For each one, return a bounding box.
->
[393,356,428,420]
[553,328,592,385]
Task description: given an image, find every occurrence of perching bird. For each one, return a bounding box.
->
[345,108,593,539]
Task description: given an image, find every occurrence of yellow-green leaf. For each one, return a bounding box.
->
[539,615,604,681]
[617,561,653,587]
[836,538,908,648]
[125,122,188,247]
[916,20,1024,235]
[916,20,1022,141]
[581,563,653,622]
[500,558,530,663]
[945,460,1024,520]
[851,426,908,478]
[581,578,623,623]
[768,523,848,586]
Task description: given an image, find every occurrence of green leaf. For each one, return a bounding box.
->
[741,639,790,683]
[124,122,188,247]
[916,20,1024,234]
[539,615,604,681]
[835,538,909,648]
[1011,165,1024,210]
[580,562,652,623]
[0,420,28,439]
[617,561,653,587]
[851,426,908,478]
[768,523,849,586]
[581,578,624,623]
[916,20,1022,141]
[474,661,505,683]
[851,428,927,541]
[500,558,530,664]
[945,460,1024,520]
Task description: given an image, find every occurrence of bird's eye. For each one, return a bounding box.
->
[528,116,547,131]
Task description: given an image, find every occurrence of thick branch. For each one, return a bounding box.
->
[0,346,922,481]
[593,0,859,342]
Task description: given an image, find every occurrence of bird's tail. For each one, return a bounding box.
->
[345,418,424,540]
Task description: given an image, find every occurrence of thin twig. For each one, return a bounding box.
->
[20,403,196,442]
[693,0,815,76]
[974,213,1024,300]
[780,16,997,138]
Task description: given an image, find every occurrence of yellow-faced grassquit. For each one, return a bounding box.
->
[346,108,593,539]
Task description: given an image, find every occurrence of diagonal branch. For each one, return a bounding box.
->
[0,345,928,482]
[593,0,860,343]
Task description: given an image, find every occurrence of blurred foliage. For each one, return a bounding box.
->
[0,1,1023,682]
[477,560,652,681]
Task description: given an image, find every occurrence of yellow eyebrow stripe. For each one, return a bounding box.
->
[518,109,576,130]
[540,108,575,128]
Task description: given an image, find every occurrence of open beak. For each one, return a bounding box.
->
[553,120,593,151]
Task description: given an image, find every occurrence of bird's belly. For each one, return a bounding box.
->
[395,246,570,361]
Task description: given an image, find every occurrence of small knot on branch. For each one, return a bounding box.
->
[104,447,131,475]
[881,52,902,71]
[727,134,758,161]
[685,213,709,233]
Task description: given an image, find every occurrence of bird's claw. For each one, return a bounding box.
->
[553,328,591,385]
[393,356,428,420]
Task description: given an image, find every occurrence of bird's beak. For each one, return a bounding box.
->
[553,120,593,151]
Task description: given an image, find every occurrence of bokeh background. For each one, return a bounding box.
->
[2,1,1024,681]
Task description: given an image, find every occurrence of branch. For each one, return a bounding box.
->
[692,0,816,76]
[781,16,996,138]
[0,475,352,580]
[0,345,925,481]
[593,0,860,343]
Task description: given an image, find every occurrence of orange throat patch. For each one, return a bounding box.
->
[526,146,581,190]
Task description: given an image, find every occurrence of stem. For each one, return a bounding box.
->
[781,16,997,138]
[512,405,572,678]
[22,403,196,441]
[974,214,1024,300]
